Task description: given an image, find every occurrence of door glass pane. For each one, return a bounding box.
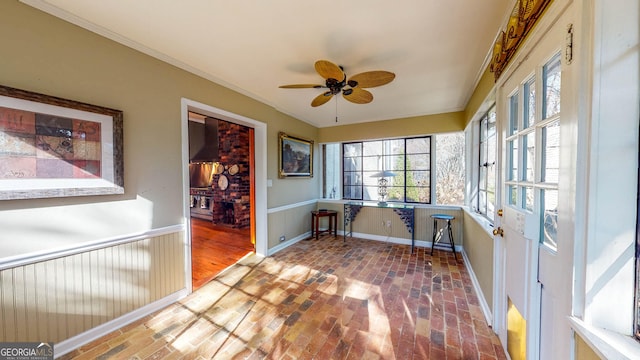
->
[508,185,517,206]
[523,186,534,212]
[543,53,561,119]
[508,139,518,181]
[524,132,535,182]
[541,189,558,248]
[524,78,535,128]
[509,93,519,135]
[542,121,560,183]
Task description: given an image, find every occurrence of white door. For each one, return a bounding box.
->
[494,4,576,359]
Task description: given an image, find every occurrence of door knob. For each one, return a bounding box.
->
[493,227,504,237]
[497,209,503,217]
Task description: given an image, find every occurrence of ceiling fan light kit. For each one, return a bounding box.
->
[279,59,395,108]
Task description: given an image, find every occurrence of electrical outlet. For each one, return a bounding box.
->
[279,235,286,242]
[386,220,392,227]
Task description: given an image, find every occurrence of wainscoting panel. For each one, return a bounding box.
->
[267,201,317,249]
[416,207,463,246]
[0,230,185,343]
[461,210,494,310]
[325,203,463,247]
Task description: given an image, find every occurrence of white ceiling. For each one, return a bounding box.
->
[24,0,511,128]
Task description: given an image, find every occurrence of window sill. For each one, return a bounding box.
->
[569,316,640,360]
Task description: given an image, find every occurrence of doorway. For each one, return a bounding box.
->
[181,98,268,292]
[188,113,255,289]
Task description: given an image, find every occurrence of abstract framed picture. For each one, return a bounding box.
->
[278,132,313,178]
[0,85,124,200]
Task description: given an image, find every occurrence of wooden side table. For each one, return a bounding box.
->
[311,210,338,239]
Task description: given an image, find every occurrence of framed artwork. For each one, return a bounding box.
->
[0,85,124,200]
[278,132,313,178]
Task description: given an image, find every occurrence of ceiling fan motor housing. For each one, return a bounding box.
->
[326,77,347,95]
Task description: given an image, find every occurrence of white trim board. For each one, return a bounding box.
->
[267,231,312,256]
[180,98,268,257]
[54,289,189,358]
[268,199,318,213]
[0,224,185,271]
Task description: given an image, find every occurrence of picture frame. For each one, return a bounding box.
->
[278,132,313,178]
[0,85,124,200]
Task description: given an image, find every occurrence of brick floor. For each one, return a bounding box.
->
[60,235,507,359]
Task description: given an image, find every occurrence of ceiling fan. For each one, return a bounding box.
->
[279,60,395,107]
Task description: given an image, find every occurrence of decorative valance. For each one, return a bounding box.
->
[489,0,553,81]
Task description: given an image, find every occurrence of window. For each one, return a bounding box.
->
[342,136,431,203]
[323,133,463,205]
[478,105,497,219]
[322,143,341,199]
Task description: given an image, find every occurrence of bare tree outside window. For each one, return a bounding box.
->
[436,133,465,205]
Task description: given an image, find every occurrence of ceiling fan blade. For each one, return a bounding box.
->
[311,92,334,107]
[315,60,344,81]
[279,84,324,89]
[343,88,373,104]
[348,71,395,88]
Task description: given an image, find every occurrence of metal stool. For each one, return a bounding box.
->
[430,214,457,260]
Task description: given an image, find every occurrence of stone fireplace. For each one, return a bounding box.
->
[211,119,251,228]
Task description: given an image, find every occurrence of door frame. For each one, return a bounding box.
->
[491,1,576,358]
[180,98,268,293]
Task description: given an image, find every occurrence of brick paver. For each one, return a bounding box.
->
[61,236,507,359]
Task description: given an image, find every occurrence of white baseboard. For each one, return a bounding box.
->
[267,231,312,256]
[54,288,189,358]
[461,249,493,327]
[341,230,463,253]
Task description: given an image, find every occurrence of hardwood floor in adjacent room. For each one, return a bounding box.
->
[191,218,254,290]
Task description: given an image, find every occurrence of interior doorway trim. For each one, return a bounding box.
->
[181,98,268,292]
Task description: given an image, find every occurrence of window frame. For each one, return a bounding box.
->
[477,105,497,220]
[341,136,432,204]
